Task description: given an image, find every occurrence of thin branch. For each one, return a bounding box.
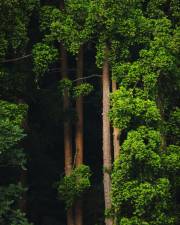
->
[49,68,76,72]
[73,74,102,82]
[0,54,32,63]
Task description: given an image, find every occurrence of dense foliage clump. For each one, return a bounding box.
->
[57,165,91,209]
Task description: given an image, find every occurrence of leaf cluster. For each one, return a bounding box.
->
[57,165,91,209]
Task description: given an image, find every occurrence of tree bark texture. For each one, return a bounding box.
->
[75,46,84,225]
[75,46,84,167]
[102,47,113,225]
[112,81,120,160]
[60,43,74,225]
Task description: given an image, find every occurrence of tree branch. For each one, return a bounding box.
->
[73,74,102,82]
[1,54,32,63]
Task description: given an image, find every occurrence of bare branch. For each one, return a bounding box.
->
[0,54,32,63]
[73,74,102,82]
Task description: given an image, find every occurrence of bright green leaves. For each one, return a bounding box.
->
[0,100,27,125]
[111,126,176,224]
[39,6,58,33]
[162,145,180,173]
[110,87,160,129]
[51,15,82,53]
[112,17,177,94]
[121,127,162,172]
[110,10,179,223]
[57,165,91,209]
[73,83,94,98]
[58,79,93,99]
[39,0,93,54]
[33,43,58,77]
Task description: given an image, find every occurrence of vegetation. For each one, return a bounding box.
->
[0,0,179,225]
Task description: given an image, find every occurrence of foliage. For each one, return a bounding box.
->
[0,0,178,224]
[0,100,31,224]
[57,165,91,209]
[0,184,28,222]
[109,1,180,224]
[32,43,58,77]
[0,0,39,60]
[0,184,24,216]
[72,83,94,98]
[111,127,179,224]
[58,79,93,98]
[0,100,28,167]
[109,87,160,129]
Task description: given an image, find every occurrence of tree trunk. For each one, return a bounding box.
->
[102,47,113,225]
[75,46,84,225]
[60,2,74,225]
[75,46,84,166]
[112,81,120,160]
[60,43,74,225]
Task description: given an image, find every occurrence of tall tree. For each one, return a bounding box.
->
[0,1,39,224]
[59,2,74,225]
[110,1,180,223]
[60,43,74,225]
[112,81,120,160]
[75,45,84,225]
[102,46,113,225]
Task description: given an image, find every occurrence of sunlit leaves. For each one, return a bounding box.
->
[57,165,91,209]
[110,87,160,129]
[33,43,58,76]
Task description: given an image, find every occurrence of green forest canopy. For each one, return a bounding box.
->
[0,0,179,225]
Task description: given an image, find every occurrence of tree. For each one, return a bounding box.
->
[0,1,39,224]
[74,45,84,225]
[31,0,180,224]
[60,42,74,225]
[0,100,31,225]
[110,1,180,223]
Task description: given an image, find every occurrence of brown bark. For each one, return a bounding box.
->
[112,81,120,160]
[75,46,84,225]
[61,44,73,176]
[60,44,74,225]
[102,47,113,225]
[75,46,84,166]
[60,2,74,225]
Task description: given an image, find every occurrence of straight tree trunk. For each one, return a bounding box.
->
[112,81,120,160]
[75,46,84,225]
[59,0,74,214]
[112,81,120,225]
[102,46,113,225]
[75,46,84,166]
[60,43,74,225]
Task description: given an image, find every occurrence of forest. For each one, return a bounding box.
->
[0,0,180,225]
